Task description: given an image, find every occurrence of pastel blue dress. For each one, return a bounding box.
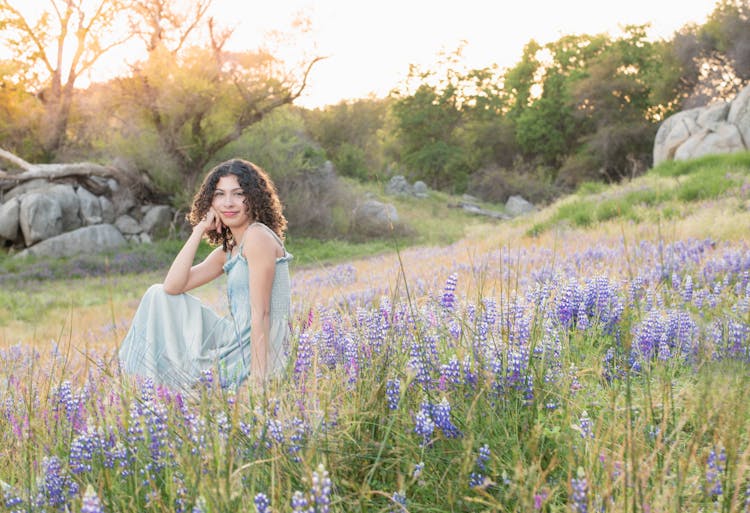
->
[118,222,292,391]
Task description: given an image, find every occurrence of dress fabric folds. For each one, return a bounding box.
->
[118,222,292,391]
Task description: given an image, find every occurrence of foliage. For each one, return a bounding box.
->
[0,0,129,159]
[302,98,391,181]
[110,43,318,195]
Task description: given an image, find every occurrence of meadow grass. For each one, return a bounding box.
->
[1,155,750,512]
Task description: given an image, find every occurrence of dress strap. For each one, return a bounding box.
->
[239,221,285,252]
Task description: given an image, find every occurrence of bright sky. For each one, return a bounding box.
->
[6,0,719,108]
[208,0,719,108]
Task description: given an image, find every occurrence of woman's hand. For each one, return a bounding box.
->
[195,207,223,234]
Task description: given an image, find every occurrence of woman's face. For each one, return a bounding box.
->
[211,174,251,230]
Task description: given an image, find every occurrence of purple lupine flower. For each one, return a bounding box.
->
[412,462,424,479]
[386,379,400,410]
[428,398,461,438]
[311,464,332,513]
[254,492,271,513]
[391,491,406,511]
[576,300,589,331]
[3,487,24,510]
[294,333,313,379]
[682,274,694,303]
[468,444,491,487]
[705,446,726,497]
[413,408,435,446]
[69,429,103,474]
[469,471,485,488]
[39,456,79,509]
[440,358,461,388]
[290,491,308,512]
[81,485,104,513]
[578,411,594,440]
[199,369,213,388]
[570,473,588,513]
[441,273,458,310]
[476,444,490,471]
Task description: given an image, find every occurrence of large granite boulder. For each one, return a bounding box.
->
[19,193,63,246]
[47,184,82,231]
[15,224,127,259]
[654,84,750,165]
[141,205,173,236]
[0,198,20,241]
[505,195,536,217]
[76,186,103,225]
[352,200,399,236]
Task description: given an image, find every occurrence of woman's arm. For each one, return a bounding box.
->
[243,226,279,384]
[163,209,226,295]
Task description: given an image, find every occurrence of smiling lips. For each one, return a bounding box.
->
[222,211,239,218]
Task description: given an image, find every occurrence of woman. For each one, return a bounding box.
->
[118,158,292,391]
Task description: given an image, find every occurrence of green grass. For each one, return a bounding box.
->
[528,151,750,236]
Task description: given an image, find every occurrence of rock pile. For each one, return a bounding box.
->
[0,177,174,258]
[654,84,750,165]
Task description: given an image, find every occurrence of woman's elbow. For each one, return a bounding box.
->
[162,283,183,295]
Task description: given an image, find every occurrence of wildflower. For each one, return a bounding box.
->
[254,492,271,513]
[412,462,424,479]
[570,470,588,513]
[294,333,313,379]
[38,456,79,509]
[386,379,400,410]
[413,408,435,446]
[705,446,726,497]
[311,464,332,513]
[682,274,694,303]
[427,398,461,438]
[391,491,406,511]
[578,411,594,440]
[476,444,490,470]
[290,491,308,512]
[534,490,548,510]
[81,485,104,513]
[441,273,458,310]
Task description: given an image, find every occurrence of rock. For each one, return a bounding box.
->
[458,202,510,220]
[697,101,730,126]
[19,193,63,246]
[385,175,413,196]
[352,200,399,236]
[654,84,750,164]
[115,214,142,235]
[5,179,54,200]
[15,224,127,259]
[505,195,535,217]
[76,186,102,225]
[0,198,20,241]
[140,205,172,236]
[99,196,116,224]
[653,108,702,165]
[674,123,745,161]
[728,85,750,149]
[47,184,81,231]
[413,180,429,198]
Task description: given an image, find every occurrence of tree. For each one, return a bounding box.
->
[0,0,130,159]
[109,7,322,199]
[302,97,390,181]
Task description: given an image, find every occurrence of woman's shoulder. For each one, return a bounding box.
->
[241,222,284,258]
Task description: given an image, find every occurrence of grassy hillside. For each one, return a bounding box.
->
[1,153,750,512]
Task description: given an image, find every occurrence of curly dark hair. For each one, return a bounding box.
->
[187,159,287,251]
